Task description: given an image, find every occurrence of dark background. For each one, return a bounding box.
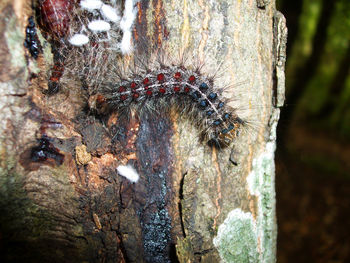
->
[276,0,350,262]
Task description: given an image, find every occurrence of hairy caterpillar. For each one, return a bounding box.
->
[93,56,245,147]
[37,0,247,153]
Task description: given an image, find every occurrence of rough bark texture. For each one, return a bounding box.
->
[0,0,285,262]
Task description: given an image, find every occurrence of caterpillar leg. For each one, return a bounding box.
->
[229,147,239,166]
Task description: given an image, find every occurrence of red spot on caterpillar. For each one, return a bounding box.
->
[131,82,137,89]
[120,95,128,101]
[188,75,196,83]
[159,87,166,94]
[133,92,139,99]
[119,86,126,92]
[91,41,99,48]
[146,90,152,96]
[174,72,181,80]
[184,87,190,93]
[173,86,180,92]
[39,0,74,38]
[143,78,150,85]
[157,73,165,82]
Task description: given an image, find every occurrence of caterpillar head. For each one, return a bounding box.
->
[210,117,244,147]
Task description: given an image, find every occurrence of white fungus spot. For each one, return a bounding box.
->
[68,34,89,46]
[101,4,120,23]
[119,0,138,54]
[88,20,111,32]
[80,0,103,10]
[117,165,140,183]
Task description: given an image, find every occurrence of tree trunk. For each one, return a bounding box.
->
[0,0,286,262]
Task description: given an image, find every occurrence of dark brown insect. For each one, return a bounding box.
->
[37,0,76,94]
[24,16,42,59]
[38,0,74,39]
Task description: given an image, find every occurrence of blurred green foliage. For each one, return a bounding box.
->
[279,0,350,139]
[276,2,350,263]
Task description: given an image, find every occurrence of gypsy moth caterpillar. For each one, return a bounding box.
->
[90,51,246,147]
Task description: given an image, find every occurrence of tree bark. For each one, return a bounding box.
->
[0,0,286,262]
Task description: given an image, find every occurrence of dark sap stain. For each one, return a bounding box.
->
[133,110,176,263]
[20,135,64,171]
[24,105,62,132]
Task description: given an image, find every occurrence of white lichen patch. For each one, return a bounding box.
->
[246,141,277,263]
[213,209,258,263]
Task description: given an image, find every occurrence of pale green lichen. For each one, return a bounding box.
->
[213,209,258,263]
[37,26,54,66]
[246,142,277,263]
[5,14,26,69]
[213,141,277,263]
